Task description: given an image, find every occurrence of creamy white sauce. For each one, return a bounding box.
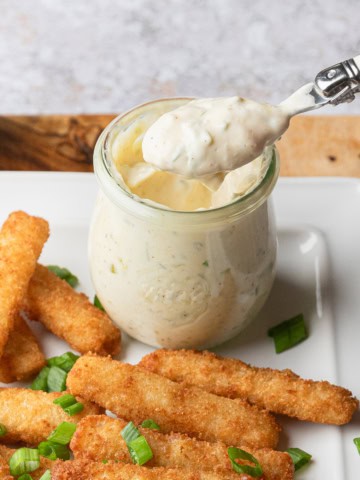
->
[89,189,277,349]
[89,98,279,348]
[142,96,290,178]
[111,99,273,212]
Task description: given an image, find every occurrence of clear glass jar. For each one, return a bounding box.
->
[89,99,279,349]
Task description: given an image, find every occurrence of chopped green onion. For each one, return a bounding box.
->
[102,460,108,464]
[121,421,141,444]
[53,394,77,409]
[64,402,84,416]
[39,470,51,480]
[0,424,7,436]
[94,295,105,312]
[53,393,83,415]
[228,447,263,477]
[353,438,360,454]
[30,366,50,392]
[47,366,67,392]
[47,265,78,287]
[128,435,153,465]
[202,260,209,267]
[47,352,79,373]
[121,421,153,466]
[18,474,33,480]
[268,313,308,353]
[47,422,76,445]
[9,448,40,476]
[141,419,160,430]
[38,441,70,460]
[286,447,312,471]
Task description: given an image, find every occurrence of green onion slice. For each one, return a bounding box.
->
[268,313,308,353]
[141,419,160,430]
[353,438,360,454]
[38,469,51,480]
[38,441,70,460]
[18,474,33,480]
[286,447,312,471]
[102,460,108,464]
[47,265,79,287]
[30,366,50,392]
[47,352,79,373]
[228,447,263,477]
[121,421,153,466]
[64,402,84,416]
[9,448,40,476]
[0,424,7,436]
[121,421,141,444]
[47,366,67,392]
[94,295,105,312]
[128,435,153,465]
[47,422,76,445]
[53,394,77,409]
[53,393,83,415]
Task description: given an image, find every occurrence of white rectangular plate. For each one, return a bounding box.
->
[0,172,359,479]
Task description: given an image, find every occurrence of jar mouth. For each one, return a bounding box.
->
[94,98,280,226]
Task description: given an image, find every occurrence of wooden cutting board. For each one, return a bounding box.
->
[0,115,359,175]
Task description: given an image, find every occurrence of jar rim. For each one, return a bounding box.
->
[93,98,280,226]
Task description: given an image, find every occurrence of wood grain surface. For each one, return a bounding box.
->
[0,114,359,175]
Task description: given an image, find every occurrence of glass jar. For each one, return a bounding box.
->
[89,99,279,349]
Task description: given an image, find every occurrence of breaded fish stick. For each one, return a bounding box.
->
[67,355,280,449]
[0,314,45,383]
[71,415,294,480]
[139,349,359,425]
[0,211,49,355]
[0,445,52,480]
[0,388,102,445]
[23,264,121,356]
[52,459,245,480]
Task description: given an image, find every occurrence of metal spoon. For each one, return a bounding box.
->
[280,55,360,115]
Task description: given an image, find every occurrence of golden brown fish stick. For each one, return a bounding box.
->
[0,388,102,445]
[52,459,244,480]
[0,445,52,480]
[67,355,280,449]
[0,313,45,383]
[139,349,359,425]
[71,415,294,480]
[23,264,121,356]
[0,211,49,355]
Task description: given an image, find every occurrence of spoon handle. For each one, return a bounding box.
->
[315,55,360,105]
[280,55,360,116]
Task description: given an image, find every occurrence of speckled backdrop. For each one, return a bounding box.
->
[0,0,359,114]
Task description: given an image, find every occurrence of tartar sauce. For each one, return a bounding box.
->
[142,96,290,178]
[89,98,280,348]
[112,98,276,212]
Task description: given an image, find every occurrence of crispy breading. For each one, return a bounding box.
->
[0,313,45,383]
[67,355,280,449]
[0,445,52,480]
[0,448,13,480]
[23,264,121,356]
[0,388,102,445]
[51,459,246,480]
[0,211,49,356]
[71,415,294,480]
[139,349,359,425]
[0,464,13,480]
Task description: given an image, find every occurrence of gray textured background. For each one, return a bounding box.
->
[1,0,359,114]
